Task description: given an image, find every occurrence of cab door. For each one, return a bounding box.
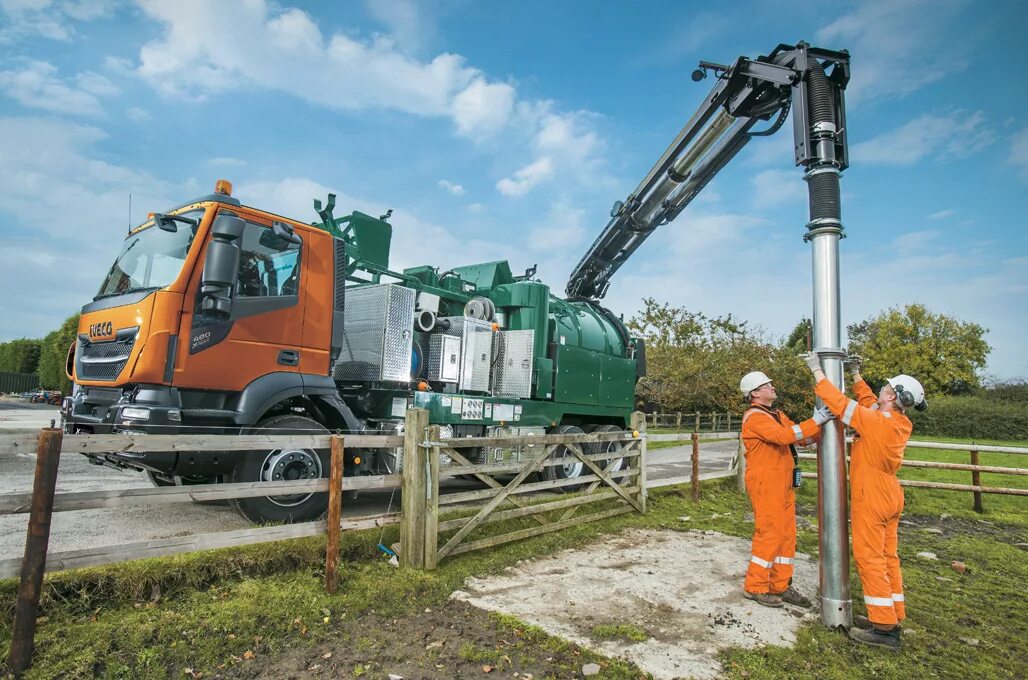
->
[174,209,307,391]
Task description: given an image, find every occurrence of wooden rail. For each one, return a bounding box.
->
[797,439,1028,510]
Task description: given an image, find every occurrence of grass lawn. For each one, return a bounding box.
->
[1,437,1025,679]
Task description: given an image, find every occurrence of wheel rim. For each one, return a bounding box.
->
[603,440,625,473]
[260,447,323,507]
[559,447,584,478]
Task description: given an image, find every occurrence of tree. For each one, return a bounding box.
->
[847,304,990,396]
[627,299,816,416]
[0,338,42,374]
[37,314,80,393]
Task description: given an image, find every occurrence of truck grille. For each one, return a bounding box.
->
[77,327,138,382]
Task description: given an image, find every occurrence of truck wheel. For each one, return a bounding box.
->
[584,424,626,475]
[541,424,585,493]
[231,414,330,524]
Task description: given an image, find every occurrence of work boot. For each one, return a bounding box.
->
[744,591,783,608]
[848,625,901,651]
[852,614,901,632]
[774,586,812,609]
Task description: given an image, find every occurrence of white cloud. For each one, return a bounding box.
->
[891,230,939,251]
[437,179,465,196]
[0,116,181,340]
[0,0,118,43]
[125,106,151,122]
[0,60,114,116]
[926,208,956,221]
[131,0,604,194]
[496,158,554,197]
[363,0,435,53]
[527,201,586,252]
[208,156,247,168]
[1009,127,1028,183]
[816,0,969,104]
[851,111,996,165]
[751,169,806,209]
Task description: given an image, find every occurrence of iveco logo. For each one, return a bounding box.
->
[89,321,114,338]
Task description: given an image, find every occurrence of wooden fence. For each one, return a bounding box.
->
[398,411,649,570]
[798,439,1028,512]
[647,411,736,432]
[0,414,732,672]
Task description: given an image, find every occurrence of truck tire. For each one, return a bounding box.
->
[541,424,586,493]
[584,424,626,475]
[231,414,330,524]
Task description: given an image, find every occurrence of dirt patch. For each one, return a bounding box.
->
[452,528,819,680]
[220,598,617,679]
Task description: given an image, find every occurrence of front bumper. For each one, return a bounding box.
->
[62,384,236,477]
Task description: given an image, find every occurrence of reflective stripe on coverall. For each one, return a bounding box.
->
[741,406,820,594]
[816,377,912,626]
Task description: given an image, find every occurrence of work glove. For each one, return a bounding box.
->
[844,354,862,377]
[812,405,834,425]
[799,351,822,374]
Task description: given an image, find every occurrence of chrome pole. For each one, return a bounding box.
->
[809,219,852,628]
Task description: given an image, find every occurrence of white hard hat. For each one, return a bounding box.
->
[740,371,772,397]
[887,374,925,410]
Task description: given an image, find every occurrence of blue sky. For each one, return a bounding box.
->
[1,0,1025,380]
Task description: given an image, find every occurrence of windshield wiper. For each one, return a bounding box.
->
[93,286,161,301]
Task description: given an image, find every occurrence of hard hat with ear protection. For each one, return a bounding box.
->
[887,374,927,411]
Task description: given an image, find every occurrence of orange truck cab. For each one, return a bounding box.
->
[64,182,360,521]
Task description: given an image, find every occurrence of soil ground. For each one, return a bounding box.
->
[219,529,817,680]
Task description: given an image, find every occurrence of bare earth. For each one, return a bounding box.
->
[453,528,818,680]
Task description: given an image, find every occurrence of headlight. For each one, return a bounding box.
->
[121,407,151,420]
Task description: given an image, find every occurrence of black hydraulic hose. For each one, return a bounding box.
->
[805,58,842,227]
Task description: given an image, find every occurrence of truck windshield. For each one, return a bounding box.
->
[95,208,206,300]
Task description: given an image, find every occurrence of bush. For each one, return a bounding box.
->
[908,394,1028,441]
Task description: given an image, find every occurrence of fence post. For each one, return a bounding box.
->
[400,408,429,568]
[691,432,701,501]
[726,411,732,432]
[694,412,700,432]
[423,425,441,570]
[710,412,716,432]
[676,412,682,432]
[325,435,344,594]
[970,448,984,513]
[631,412,648,512]
[7,428,63,675]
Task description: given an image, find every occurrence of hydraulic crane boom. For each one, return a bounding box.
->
[566,42,850,301]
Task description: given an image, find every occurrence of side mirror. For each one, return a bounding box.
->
[272,220,302,245]
[200,214,245,317]
[153,212,199,233]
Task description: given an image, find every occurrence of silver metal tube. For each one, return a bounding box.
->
[633,110,735,225]
[810,227,852,628]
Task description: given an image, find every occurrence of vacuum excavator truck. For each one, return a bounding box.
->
[63,41,849,524]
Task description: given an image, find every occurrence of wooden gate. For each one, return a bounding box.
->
[399,410,647,569]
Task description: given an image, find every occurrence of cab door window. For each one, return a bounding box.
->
[237,223,302,298]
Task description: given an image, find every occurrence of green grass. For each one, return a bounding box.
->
[591,623,651,642]
[1,437,1024,679]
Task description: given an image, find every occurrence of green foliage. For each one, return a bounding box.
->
[36,314,79,392]
[627,299,816,418]
[847,304,990,396]
[0,338,42,374]
[907,395,1028,441]
[981,379,1028,404]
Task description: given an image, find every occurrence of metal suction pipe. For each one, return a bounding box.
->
[803,56,851,630]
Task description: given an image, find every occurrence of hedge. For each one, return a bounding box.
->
[908,394,1028,441]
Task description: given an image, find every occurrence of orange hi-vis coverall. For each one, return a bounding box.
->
[741,405,820,595]
[816,377,913,627]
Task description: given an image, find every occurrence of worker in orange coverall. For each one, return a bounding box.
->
[801,351,926,651]
[738,370,833,608]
